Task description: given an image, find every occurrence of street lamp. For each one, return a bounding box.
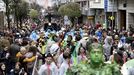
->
[85,0,90,23]
[112,0,114,30]
[47,6,52,23]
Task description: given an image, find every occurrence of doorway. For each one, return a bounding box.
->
[120,10,126,30]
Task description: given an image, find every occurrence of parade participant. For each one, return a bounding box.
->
[38,53,58,75]
[9,39,20,71]
[0,63,6,75]
[10,62,27,75]
[62,35,75,54]
[95,21,102,29]
[108,45,124,67]
[16,47,27,61]
[16,47,28,73]
[72,34,82,65]
[121,59,134,75]
[0,45,10,63]
[59,52,71,75]
[49,35,60,55]
[67,43,121,75]
[58,47,73,67]
[77,46,87,64]
[130,47,134,59]
[95,27,102,42]
[103,36,113,61]
[0,42,10,74]
[23,46,37,75]
[45,33,56,54]
[10,62,21,75]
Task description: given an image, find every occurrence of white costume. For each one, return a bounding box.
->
[77,55,87,64]
[58,53,65,66]
[38,62,58,75]
[59,60,70,75]
[58,53,73,67]
[50,43,60,55]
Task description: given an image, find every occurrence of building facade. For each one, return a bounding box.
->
[118,0,134,30]
[58,0,134,30]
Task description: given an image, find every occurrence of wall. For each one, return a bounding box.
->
[118,0,134,30]
[118,0,126,10]
[90,0,104,9]
[126,13,134,30]
[127,0,134,13]
[126,0,134,30]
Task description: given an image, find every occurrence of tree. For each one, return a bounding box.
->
[2,0,12,29]
[58,2,81,25]
[28,9,39,24]
[11,0,29,27]
[30,2,43,12]
[17,1,29,27]
[51,4,60,16]
[28,9,38,19]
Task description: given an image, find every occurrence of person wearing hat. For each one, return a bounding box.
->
[38,53,58,75]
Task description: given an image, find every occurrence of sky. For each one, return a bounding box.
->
[37,0,53,8]
[24,0,55,9]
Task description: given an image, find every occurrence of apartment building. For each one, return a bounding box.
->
[117,0,134,30]
[75,0,134,30]
[85,0,134,30]
[58,0,134,30]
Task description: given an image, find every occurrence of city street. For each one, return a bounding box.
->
[0,0,134,75]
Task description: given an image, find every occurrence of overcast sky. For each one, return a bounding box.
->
[37,0,53,8]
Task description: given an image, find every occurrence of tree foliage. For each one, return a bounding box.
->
[18,1,29,19]
[58,2,81,17]
[28,9,39,19]
[2,0,29,28]
[11,0,29,27]
[30,2,43,12]
[58,2,81,26]
[2,0,12,29]
[17,1,29,26]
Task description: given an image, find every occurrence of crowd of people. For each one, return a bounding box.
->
[0,20,134,75]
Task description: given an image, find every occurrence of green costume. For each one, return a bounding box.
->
[67,43,121,75]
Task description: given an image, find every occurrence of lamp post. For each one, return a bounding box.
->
[112,0,114,30]
[85,0,89,23]
[104,0,108,29]
[47,7,52,23]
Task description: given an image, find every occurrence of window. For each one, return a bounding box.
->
[82,1,86,7]
[123,0,127,8]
